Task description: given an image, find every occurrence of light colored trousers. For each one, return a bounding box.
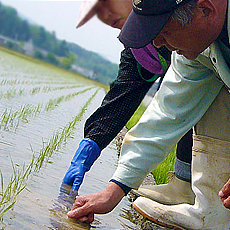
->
[195,86,230,142]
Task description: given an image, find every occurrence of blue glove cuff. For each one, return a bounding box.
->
[71,138,101,170]
[63,138,101,191]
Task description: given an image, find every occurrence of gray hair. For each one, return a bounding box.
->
[171,0,198,26]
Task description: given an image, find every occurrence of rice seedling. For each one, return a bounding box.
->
[0,79,66,86]
[30,85,82,95]
[30,87,41,95]
[0,104,41,131]
[0,85,83,102]
[0,155,35,219]
[0,108,18,130]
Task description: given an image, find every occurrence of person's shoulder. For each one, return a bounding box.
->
[120,47,136,61]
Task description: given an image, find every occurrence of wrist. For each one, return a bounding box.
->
[106,182,125,202]
[109,179,131,195]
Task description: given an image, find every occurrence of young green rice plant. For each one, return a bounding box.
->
[17,104,34,123]
[34,89,99,171]
[0,109,19,131]
[0,155,35,219]
[30,87,41,95]
[1,109,12,130]
[0,88,26,100]
[0,79,58,86]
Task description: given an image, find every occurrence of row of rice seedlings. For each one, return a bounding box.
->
[0,104,42,131]
[0,89,99,218]
[41,84,82,93]
[31,84,81,95]
[0,155,35,219]
[34,89,99,171]
[0,87,94,131]
[0,79,74,86]
[0,88,25,99]
[44,87,94,111]
[0,79,30,85]
[0,85,82,100]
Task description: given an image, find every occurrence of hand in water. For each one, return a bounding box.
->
[67,182,125,223]
[62,138,101,191]
[219,177,230,209]
[50,183,90,230]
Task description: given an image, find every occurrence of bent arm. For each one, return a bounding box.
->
[84,48,153,150]
[112,52,224,189]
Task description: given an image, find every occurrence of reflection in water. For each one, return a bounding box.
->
[50,183,90,230]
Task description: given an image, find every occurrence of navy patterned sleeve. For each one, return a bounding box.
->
[84,48,154,150]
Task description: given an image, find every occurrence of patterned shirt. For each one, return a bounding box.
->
[84,47,171,150]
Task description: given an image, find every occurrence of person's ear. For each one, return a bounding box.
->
[196,0,217,22]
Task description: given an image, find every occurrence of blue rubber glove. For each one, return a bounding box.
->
[62,138,101,191]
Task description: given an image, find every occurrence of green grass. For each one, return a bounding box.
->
[126,102,177,185]
[152,147,176,184]
[126,103,147,130]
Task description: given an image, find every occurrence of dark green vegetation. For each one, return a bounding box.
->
[0,2,118,84]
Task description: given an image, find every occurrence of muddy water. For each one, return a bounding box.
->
[0,50,169,230]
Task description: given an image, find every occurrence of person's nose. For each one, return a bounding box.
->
[153,34,167,48]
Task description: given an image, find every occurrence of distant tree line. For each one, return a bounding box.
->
[68,43,118,84]
[0,2,68,56]
[0,2,118,84]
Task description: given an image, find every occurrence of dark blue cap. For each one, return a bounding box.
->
[119,0,188,48]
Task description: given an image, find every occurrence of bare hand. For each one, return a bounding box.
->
[219,178,230,209]
[67,182,125,223]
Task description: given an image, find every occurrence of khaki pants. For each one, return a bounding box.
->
[195,86,230,142]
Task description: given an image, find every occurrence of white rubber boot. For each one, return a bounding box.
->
[132,173,195,205]
[133,135,230,230]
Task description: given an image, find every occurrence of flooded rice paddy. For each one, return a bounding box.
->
[0,49,168,230]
